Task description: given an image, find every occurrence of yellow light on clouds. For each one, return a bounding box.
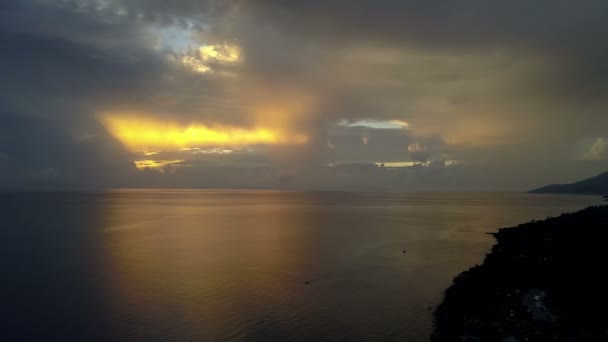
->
[134,160,185,170]
[180,43,241,73]
[100,115,309,152]
[198,44,240,63]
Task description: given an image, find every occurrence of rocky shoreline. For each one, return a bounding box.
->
[432,205,608,341]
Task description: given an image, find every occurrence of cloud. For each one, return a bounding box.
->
[584,138,608,161]
[0,114,136,189]
[408,143,430,163]
[1,0,608,190]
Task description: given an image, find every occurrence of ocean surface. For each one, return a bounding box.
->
[1,191,603,341]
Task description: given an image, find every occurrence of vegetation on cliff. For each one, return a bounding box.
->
[433,205,608,341]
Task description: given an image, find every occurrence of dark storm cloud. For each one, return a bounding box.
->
[0,31,160,111]
[0,114,135,189]
[249,1,607,50]
[0,0,244,119]
[0,1,165,188]
[0,0,175,113]
[245,0,608,101]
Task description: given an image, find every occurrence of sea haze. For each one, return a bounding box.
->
[1,191,603,341]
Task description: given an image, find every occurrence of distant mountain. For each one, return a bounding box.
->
[529,171,608,194]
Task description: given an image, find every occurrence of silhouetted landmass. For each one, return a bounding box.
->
[529,171,608,194]
[433,205,608,342]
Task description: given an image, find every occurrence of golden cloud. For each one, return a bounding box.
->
[178,43,241,73]
[100,114,309,153]
[134,159,186,171]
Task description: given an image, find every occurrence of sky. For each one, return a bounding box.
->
[1,0,607,191]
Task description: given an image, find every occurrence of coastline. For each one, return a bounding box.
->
[432,205,608,341]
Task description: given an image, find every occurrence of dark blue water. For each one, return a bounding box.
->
[1,191,602,341]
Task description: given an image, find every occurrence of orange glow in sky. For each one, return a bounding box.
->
[100,115,309,153]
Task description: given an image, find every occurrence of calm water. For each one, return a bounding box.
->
[1,191,603,341]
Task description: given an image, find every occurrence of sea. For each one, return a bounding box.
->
[1,191,603,341]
